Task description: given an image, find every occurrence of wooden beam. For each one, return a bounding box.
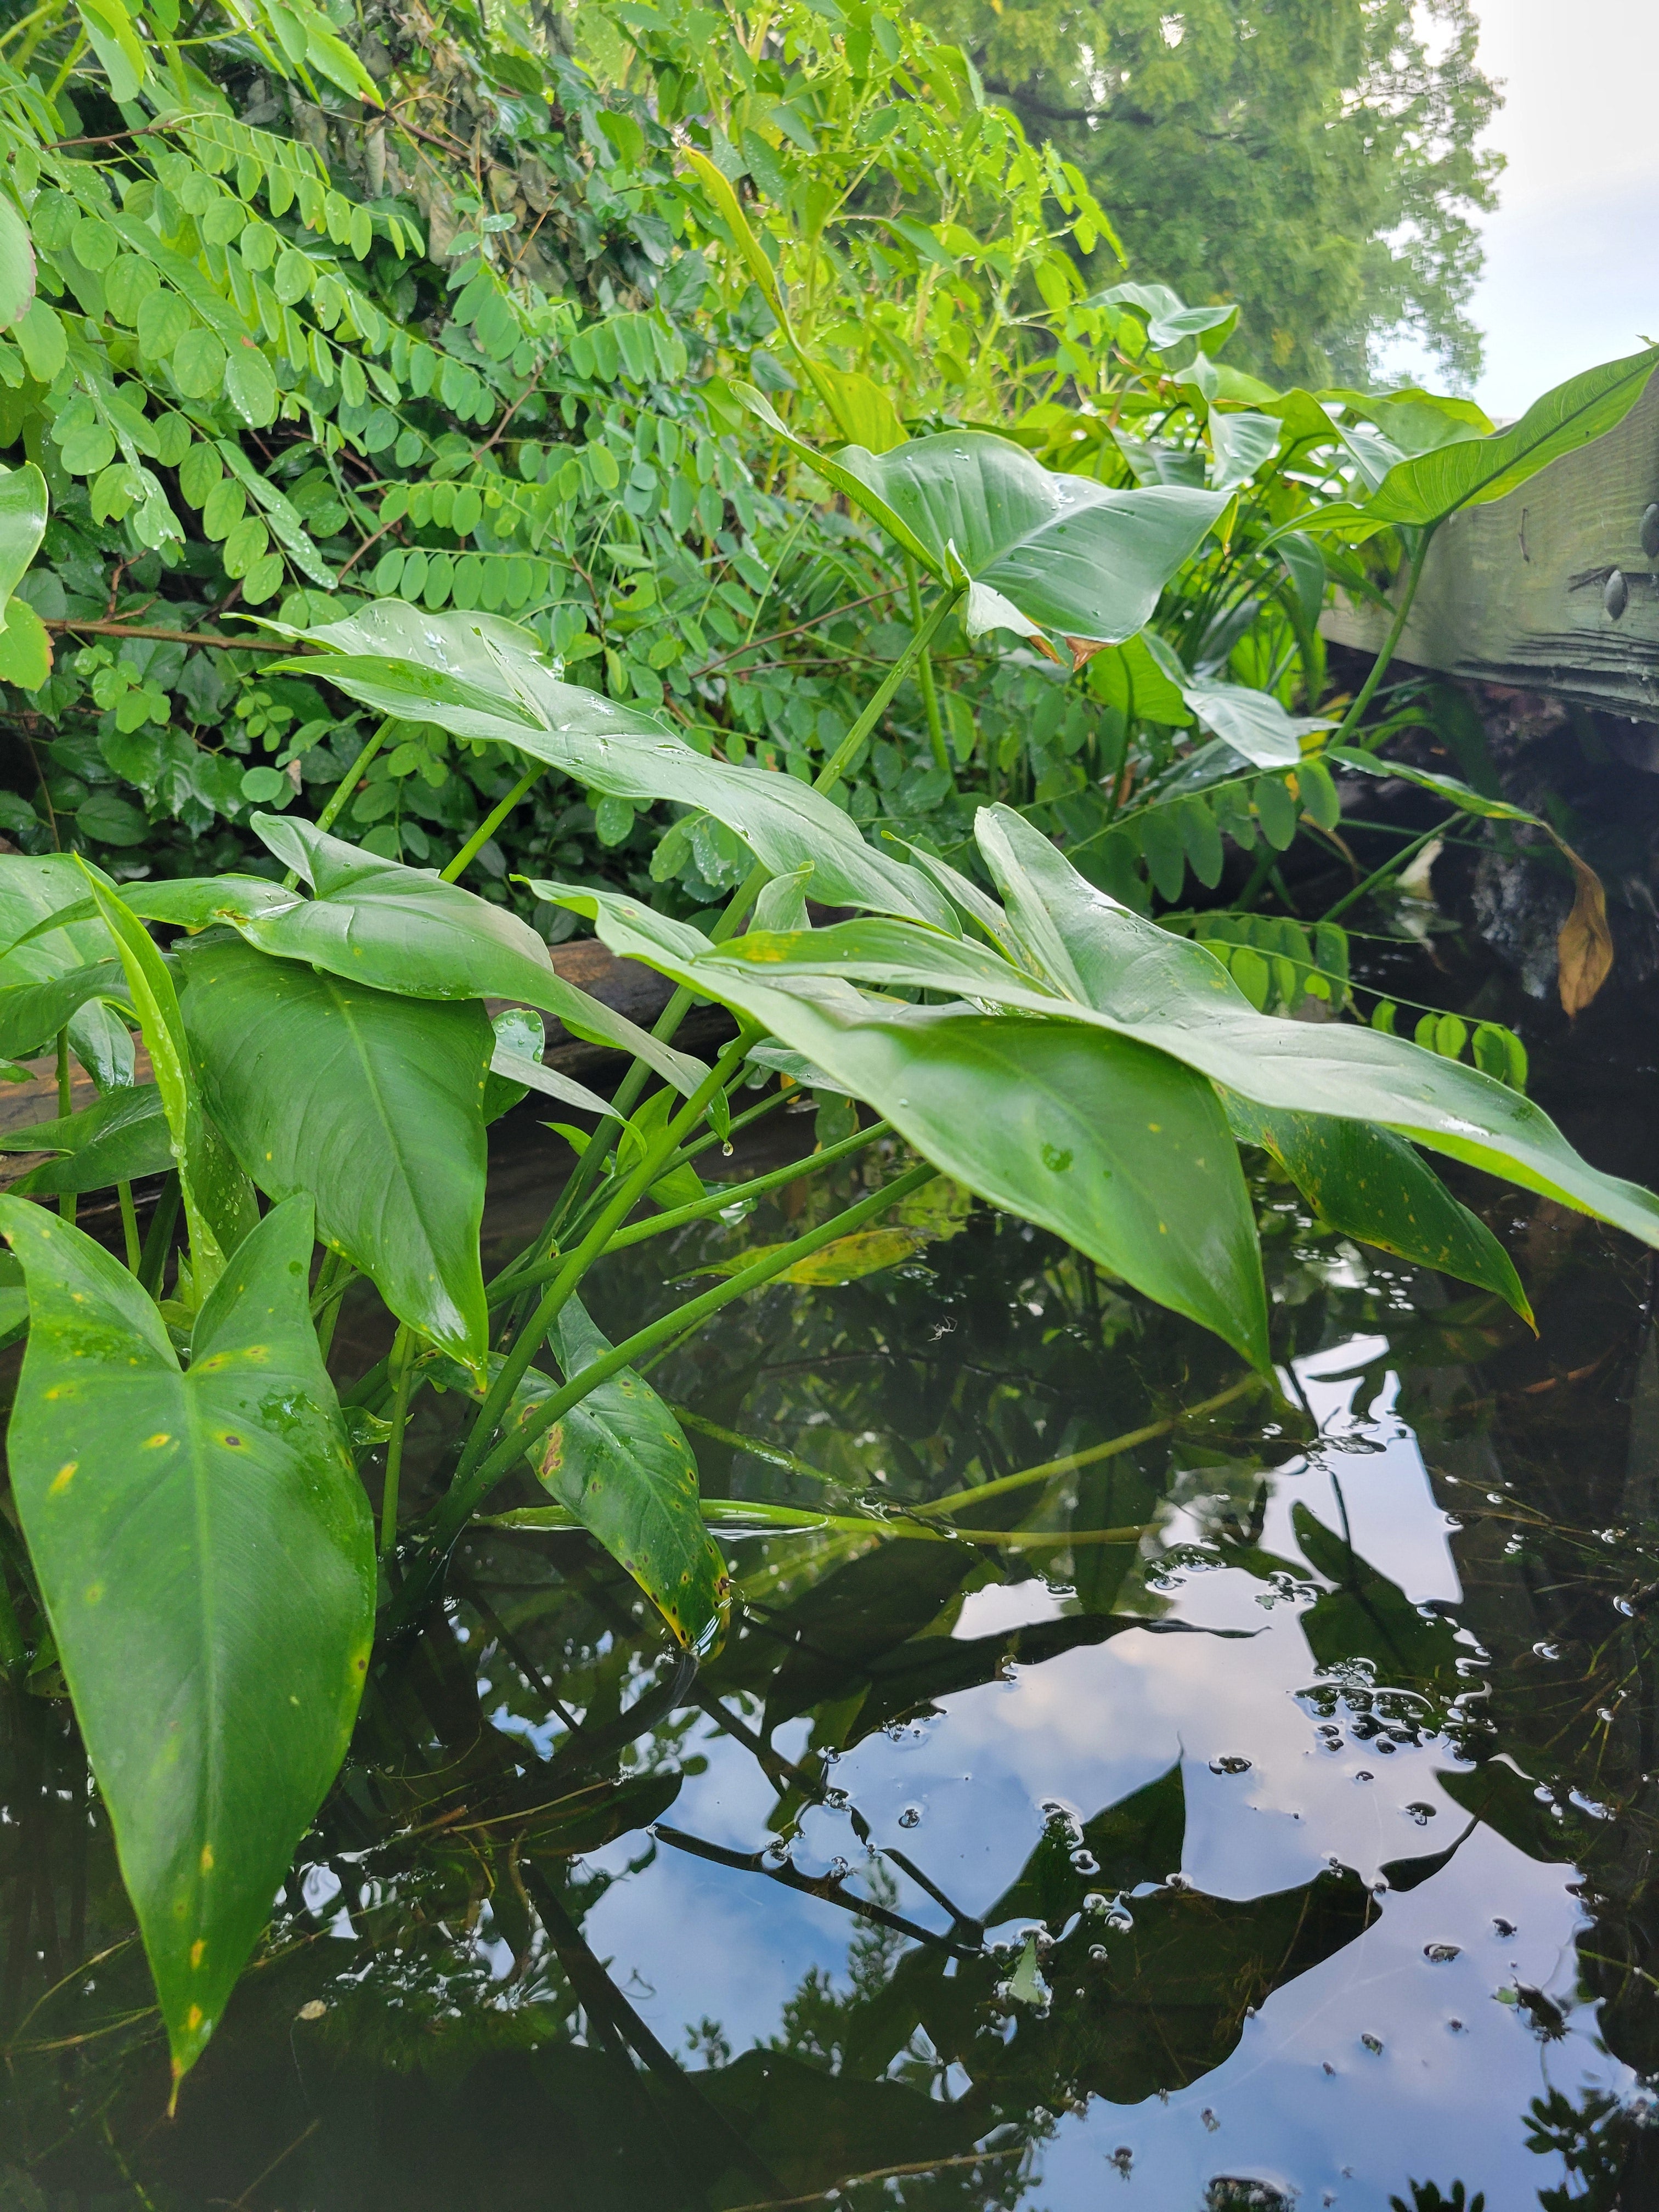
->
[1322,374,1659,719]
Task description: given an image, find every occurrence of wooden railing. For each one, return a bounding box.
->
[1322,375,1659,719]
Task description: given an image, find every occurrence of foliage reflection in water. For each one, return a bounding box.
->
[2,1097,1657,2212]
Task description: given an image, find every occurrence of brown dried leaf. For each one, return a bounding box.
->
[1558,847,1614,1017]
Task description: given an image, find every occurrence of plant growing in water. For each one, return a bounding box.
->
[0,340,1655,2099]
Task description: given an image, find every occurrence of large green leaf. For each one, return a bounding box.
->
[1137,634,1331,766]
[668,815,1659,1253]
[1362,348,1658,526]
[970,808,1659,1246]
[0,853,121,990]
[541,1297,730,1654]
[1178,680,1332,768]
[195,816,707,1099]
[275,606,954,928]
[441,1296,730,1651]
[0,958,126,1061]
[0,463,47,607]
[81,865,258,1289]
[0,1082,171,1198]
[176,935,491,1362]
[0,1193,374,2084]
[739,386,1228,657]
[528,884,1269,1367]
[1223,1095,1532,1322]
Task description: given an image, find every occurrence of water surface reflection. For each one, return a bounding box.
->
[2,1092,1657,2210]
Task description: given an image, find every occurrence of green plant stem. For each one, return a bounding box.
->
[283,719,394,887]
[905,557,950,778]
[116,1182,140,1272]
[817,584,960,792]
[0,1564,24,1672]
[455,1032,755,1489]
[410,1160,939,1585]
[495,1117,891,1304]
[380,1324,414,1558]
[1321,818,1447,924]
[137,1170,180,1297]
[442,765,545,883]
[914,1375,1260,1519]
[1327,523,1436,747]
[547,586,959,1238]
[53,1029,73,1227]
[313,1252,357,1359]
[511,1081,795,1316]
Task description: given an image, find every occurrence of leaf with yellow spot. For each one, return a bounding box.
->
[0,1192,374,2086]
[677,1225,933,1286]
[1223,1095,1532,1324]
[432,1301,729,1655]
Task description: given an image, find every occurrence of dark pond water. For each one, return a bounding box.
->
[4,989,1659,2211]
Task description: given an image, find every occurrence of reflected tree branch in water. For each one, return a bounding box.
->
[653,1824,980,1959]
[453,1568,580,1732]
[721,2144,1026,2212]
[520,1859,787,2202]
[879,1847,985,1948]
[690,1686,829,1809]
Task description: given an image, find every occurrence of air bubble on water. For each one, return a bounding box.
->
[1083,1892,1108,1914]
[1424,1942,1461,1963]
[1361,2033,1384,2056]
[1070,1848,1099,1873]
[1493,1917,1517,1938]
[1404,1803,1436,1826]
[827,1857,850,1882]
[897,1804,922,1829]
[1105,1908,1133,1932]
[1088,1944,1109,1963]
[1210,1754,1252,1775]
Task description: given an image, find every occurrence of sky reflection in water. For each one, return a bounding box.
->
[580,1345,1626,2210]
[3,1113,1656,2212]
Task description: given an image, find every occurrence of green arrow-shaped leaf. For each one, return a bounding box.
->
[176,934,492,1363]
[0,1192,374,2087]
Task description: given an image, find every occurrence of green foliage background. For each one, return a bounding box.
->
[921,0,1503,390]
[0,0,1500,928]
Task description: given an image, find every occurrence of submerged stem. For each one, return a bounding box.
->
[396,1161,938,1615]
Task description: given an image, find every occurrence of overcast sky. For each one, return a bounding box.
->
[1457,0,1659,417]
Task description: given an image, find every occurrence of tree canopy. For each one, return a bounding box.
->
[918,0,1503,390]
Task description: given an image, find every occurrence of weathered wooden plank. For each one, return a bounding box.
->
[1321,373,1659,718]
